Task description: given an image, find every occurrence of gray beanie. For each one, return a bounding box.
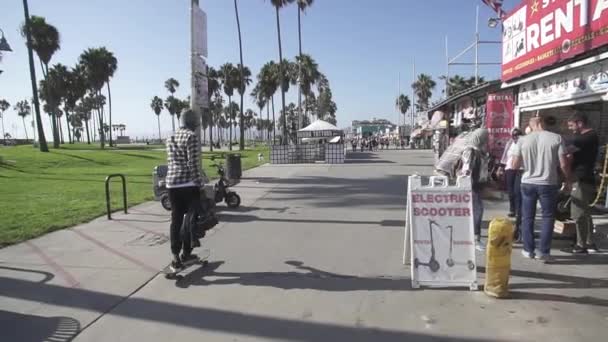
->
[180,109,199,130]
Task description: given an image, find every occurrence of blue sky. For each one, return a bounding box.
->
[0,0,514,139]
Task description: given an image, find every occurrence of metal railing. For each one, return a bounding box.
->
[105,174,127,220]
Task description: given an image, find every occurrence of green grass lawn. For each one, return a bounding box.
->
[0,144,269,247]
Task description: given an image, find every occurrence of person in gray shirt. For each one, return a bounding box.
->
[513,116,571,262]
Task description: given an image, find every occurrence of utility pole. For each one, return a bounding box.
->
[411,60,416,128]
[191,0,208,145]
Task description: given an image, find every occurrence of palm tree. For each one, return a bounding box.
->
[236,64,252,150]
[14,100,31,140]
[234,0,246,150]
[412,74,436,111]
[0,99,9,141]
[21,14,59,150]
[165,78,180,131]
[101,49,117,147]
[270,0,292,144]
[63,65,87,144]
[296,54,320,123]
[164,96,180,132]
[207,67,221,151]
[79,47,116,148]
[395,94,411,124]
[219,63,238,150]
[256,61,280,143]
[295,0,314,129]
[151,96,163,141]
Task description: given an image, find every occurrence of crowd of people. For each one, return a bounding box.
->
[349,137,407,152]
[457,113,601,260]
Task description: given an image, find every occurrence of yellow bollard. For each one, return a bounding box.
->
[484,217,514,298]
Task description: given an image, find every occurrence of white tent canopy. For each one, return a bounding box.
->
[298,120,339,132]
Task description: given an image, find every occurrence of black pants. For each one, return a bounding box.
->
[168,186,200,256]
[505,169,522,230]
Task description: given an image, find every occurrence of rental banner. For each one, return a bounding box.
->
[502,0,608,81]
[486,92,514,160]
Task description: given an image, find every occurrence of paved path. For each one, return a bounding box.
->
[1,149,607,342]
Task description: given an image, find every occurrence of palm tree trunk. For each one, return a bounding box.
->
[22,117,29,140]
[209,122,213,152]
[1,115,6,141]
[297,7,303,131]
[234,0,245,151]
[84,118,91,144]
[65,112,73,144]
[275,7,287,145]
[107,81,113,147]
[157,115,162,141]
[50,109,59,148]
[271,95,276,144]
[58,116,64,144]
[171,115,176,132]
[266,103,270,142]
[228,96,233,151]
[22,0,48,152]
[92,113,96,142]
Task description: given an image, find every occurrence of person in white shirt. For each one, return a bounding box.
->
[501,128,524,240]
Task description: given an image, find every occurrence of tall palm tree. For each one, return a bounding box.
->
[270,0,292,144]
[412,74,436,111]
[207,67,221,151]
[79,47,114,148]
[150,96,164,141]
[296,54,320,122]
[21,14,59,150]
[0,99,9,141]
[296,0,314,129]
[256,61,280,143]
[395,94,411,125]
[39,63,68,146]
[164,96,180,132]
[14,100,31,140]
[101,49,117,147]
[165,78,180,131]
[234,0,246,150]
[63,65,87,144]
[236,64,252,150]
[219,63,238,150]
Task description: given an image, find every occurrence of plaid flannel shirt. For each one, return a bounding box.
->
[166,128,204,188]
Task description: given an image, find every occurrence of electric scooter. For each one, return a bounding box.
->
[445,225,476,270]
[210,156,241,208]
[414,219,441,273]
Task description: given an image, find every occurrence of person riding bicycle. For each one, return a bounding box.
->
[165,110,205,272]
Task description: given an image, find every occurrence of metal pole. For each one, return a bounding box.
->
[412,60,416,128]
[398,72,401,127]
[475,5,480,85]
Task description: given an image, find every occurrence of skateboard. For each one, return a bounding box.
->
[162,248,210,279]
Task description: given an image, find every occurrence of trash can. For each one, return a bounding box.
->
[484,217,514,298]
[225,153,242,180]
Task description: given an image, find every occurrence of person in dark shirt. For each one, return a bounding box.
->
[566,113,600,253]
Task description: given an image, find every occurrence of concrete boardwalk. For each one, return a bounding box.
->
[1,149,607,342]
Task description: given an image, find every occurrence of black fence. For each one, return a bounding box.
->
[270,144,345,164]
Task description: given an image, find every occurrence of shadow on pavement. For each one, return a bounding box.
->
[0,275,493,342]
[0,310,80,342]
[219,213,405,227]
[176,260,412,292]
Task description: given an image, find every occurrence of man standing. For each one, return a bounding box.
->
[566,113,600,253]
[513,116,571,262]
[165,110,204,272]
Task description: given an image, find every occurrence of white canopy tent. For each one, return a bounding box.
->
[297,120,343,143]
[298,120,340,132]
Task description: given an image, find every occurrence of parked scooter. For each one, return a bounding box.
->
[210,155,241,208]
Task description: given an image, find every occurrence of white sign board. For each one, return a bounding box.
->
[192,56,209,110]
[404,175,478,290]
[518,61,608,108]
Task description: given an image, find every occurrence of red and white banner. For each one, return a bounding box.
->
[502,0,608,81]
[486,92,514,160]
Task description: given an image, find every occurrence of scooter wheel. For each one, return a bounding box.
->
[226,193,241,208]
[446,258,455,267]
[429,259,440,273]
[160,193,171,211]
[467,260,476,271]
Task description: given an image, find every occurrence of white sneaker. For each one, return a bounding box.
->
[475,242,486,252]
[521,250,535,259]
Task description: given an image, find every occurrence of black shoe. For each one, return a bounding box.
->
[181,253,199,265]
[587,244,600,253]
[562,245,588,254]
[508,212,516,218]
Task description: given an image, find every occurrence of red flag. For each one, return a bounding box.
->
[481,0,506,18]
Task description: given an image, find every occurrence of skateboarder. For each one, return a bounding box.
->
[165,110,205,272]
